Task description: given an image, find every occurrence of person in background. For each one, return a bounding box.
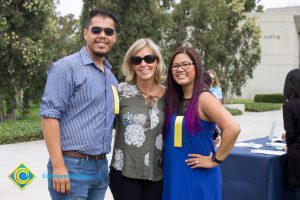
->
[109,38,166,200]
[208,69,223,103]
[203,71,222,146]
[203,71,213,89]
[40,9,119,200]
[163,47,240,200]
[282,68,300,200]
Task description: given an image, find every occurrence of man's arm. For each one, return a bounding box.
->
[41,117,70,194]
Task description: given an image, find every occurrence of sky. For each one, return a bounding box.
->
[56,0,82,19]
[56,0,300,19]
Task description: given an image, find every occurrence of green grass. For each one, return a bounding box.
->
[0,106,42,144]
[231,99,254,104]
[230,99,282,112]
[245,102,282,112]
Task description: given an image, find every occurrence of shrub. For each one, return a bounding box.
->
[226,108,243,116]
[0,105,42,144]
[0,119,42,144]
[254,94,285,103]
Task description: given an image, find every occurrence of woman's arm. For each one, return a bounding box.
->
[186,92,240,168]
[200,92,240,160]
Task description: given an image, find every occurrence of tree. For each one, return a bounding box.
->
[30,13,80,108]
[226,0,259,12]
[0,0,55,120]
[164,0,261,101]
[256,5,264,12]
[161,0,176,10]
[219,1,261,101]
[51,14,80,59]
[161,0,191,59]
[78,0,171,81]
[210,0,261,101]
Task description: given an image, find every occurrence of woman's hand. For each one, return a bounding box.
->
[185,152,218,169]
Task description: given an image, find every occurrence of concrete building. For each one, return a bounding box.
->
[240,7,300,99]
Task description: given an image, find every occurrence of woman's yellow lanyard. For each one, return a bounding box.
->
[174,116,184,147]
[111,85,119,114]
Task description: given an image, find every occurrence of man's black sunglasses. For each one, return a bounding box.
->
[130,54,157,65]
[90,26,115,36]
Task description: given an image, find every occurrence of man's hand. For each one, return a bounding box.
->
[52,165,71,194]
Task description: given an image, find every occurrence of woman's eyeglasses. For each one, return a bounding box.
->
[90,26,115,36]
[131,54,157,65]
[171,61,194,71]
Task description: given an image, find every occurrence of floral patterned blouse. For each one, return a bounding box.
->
[111,82,165,181]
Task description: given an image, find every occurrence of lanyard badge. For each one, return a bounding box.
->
[111,85,119,114]
[174,116,184,147]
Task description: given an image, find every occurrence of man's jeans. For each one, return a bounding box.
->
[47,156,109,200]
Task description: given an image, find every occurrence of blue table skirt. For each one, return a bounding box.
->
[221,137,295,200]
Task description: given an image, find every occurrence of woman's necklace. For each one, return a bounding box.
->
[137,85,160,108]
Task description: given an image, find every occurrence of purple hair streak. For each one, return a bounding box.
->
[164,47,206,135]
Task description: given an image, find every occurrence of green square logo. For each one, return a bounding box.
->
[8,163,36,191]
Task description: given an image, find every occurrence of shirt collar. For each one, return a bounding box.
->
[79,46,112,69]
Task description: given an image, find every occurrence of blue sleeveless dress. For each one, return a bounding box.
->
[162,114,221,200]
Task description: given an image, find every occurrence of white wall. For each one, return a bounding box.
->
[240,12,299,98]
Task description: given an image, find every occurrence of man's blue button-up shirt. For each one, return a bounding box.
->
[40,46,118,155]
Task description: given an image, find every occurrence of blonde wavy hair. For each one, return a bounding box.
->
[122,38,166,84]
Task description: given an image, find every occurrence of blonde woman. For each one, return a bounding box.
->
[109,38,166,200]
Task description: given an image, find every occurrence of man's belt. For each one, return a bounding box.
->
[62,151,106,160]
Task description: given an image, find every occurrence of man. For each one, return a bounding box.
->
[40,9,119,200]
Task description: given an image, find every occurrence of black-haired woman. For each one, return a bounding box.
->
[283,68,300,200]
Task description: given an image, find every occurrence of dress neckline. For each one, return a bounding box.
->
[135,84,165,109]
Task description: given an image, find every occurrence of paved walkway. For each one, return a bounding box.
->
[0,110,285,200]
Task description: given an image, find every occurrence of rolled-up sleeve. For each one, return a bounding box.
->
[40,62,73,119]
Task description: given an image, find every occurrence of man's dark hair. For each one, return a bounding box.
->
[85,8,120,33]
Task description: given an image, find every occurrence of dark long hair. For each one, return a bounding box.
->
[283,68,300,100]
[164,47,205,135]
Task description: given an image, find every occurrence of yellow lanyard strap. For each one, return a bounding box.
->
[111,85,119,114]
[174,116,184,147]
